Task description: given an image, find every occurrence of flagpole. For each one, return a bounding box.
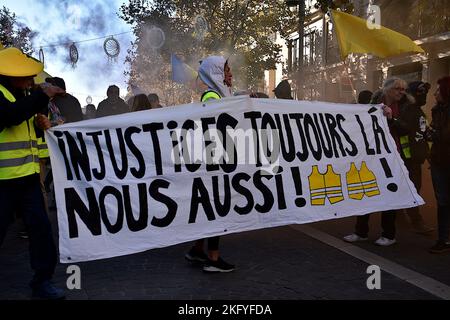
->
[343,58,357,103]
[329,9,357,103]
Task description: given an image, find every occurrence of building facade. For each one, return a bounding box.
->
[266,0,450,111]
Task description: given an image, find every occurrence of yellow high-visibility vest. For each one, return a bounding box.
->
[359,161,380,197]
[0,84,40,180]
[309,165,326,206]
[400,135,411,159]
[309,165,344,205]
[37,136,49,159]
[324,165,344,204]
[346,162,380,199]
[347,163,365,200]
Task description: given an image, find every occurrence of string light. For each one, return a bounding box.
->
[35,31,133,49]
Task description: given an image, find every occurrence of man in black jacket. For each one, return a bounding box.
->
[0,47,66,299]
[45,77,83,123]
[400,81,433,234]
[96,85,129,118]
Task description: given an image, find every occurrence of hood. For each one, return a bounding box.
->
[407,81,430,107]
[273,80,293,99]
[198,56,231,98]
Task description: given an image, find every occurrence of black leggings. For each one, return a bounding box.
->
[207,236,220,251]
[355,210,397,240]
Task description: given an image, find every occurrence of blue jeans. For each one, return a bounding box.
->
[430,165,450,242]
[0,174,57,288]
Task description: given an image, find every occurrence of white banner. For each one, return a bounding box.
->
[47,97,424,263]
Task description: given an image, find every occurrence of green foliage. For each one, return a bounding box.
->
[0,6,35,54]
[119,0,297,94]
[314,0,354,13]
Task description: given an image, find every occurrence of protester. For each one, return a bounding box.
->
[0,47,65,299]
[400,81,433,234]
[428,76,450,253]
[84,103,96,120]
[148,93,163,109]
[96,85,129,118]
[344,77,409,246]
[126,95,135,109]
[45,77,83,123]
[184,55,235,273]
[273,80,293,99]
[254,92,269,98]
[132,94,152,112]
[357,90,373,104]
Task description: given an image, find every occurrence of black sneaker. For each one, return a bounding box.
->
[429,242,450,254]
[203,257,235,273]
[32,281,65,300]
[185,248,208,263]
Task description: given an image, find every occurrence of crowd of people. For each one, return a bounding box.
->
[0,45,449,299]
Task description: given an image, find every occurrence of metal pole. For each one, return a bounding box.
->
[297,1,305,100]
[287,40,293,73]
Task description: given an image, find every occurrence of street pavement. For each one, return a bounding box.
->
[0,215,445,300]
[1,168,448,300]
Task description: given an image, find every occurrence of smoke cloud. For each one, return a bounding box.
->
[3,0,135,106]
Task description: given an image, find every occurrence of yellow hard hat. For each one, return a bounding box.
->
[0,47,43,77]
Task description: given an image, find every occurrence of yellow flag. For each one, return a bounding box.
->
[331,10,425,60]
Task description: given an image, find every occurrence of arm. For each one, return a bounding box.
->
[388,117,410,136]
[0,90,49,128]
[95,101,105,118]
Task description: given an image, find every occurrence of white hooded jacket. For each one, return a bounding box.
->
[198,56,232,98]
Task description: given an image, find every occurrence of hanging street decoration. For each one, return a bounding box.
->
[144,26,165,50]
[35,31,132,68]
[103,36,121,62]
[69,42,79,67]
[38,47,45,65]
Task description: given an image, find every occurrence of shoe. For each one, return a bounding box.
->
[412,224,434,234]
[32,281,65,300]
[374,237,396,246]
[429,242,450,254]
[203,257,235,273]
[18,231,29,239]
[343,233,368,243]
[185,248,208,263]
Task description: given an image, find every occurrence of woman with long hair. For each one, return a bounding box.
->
[131,94,152,112]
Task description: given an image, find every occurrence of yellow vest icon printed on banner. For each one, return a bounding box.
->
[347,163,364,200]
[309,166,326,205]
[308,165,344,206]
[346,161,380,200]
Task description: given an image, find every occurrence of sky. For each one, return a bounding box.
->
[3,0,136,107]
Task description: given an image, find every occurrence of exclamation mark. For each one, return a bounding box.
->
[273,166,287,210]
[290,167,306,207]
[380,158,398,192]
